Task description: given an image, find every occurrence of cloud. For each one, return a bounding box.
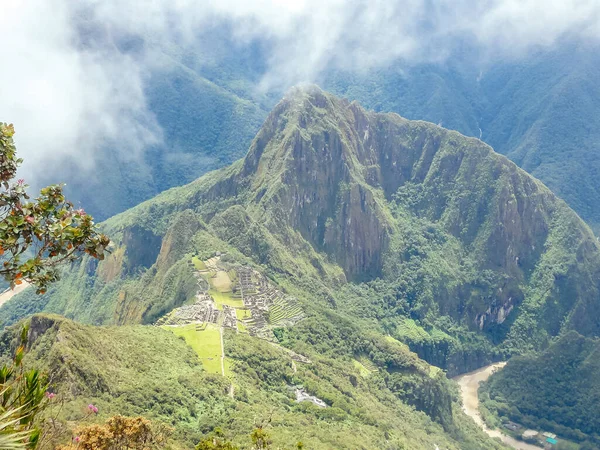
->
[1,0,599,187]
[0,0,160,186]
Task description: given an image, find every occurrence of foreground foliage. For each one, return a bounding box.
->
[55,415,170,450]
[0,324,48,448]
[0,123,109,293]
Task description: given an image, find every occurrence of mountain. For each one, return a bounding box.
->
[43,34,600,238]
[6,86,600,377]
[41,30,271,220]
[325,42,600,232]
[479,42,600,232]
[481,331,600,447]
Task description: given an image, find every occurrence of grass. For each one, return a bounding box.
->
[228,269,238,284]
[210,290,244,308]
[396,318,431,341]
[356,355,378,373]
[235,308,251,320]
[191,256,207,271]
[165,323,223,374]
[266,296,304,325]
[385,335,409,350]
[211,270,232,292]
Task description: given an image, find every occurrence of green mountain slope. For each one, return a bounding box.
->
[44,39,270,220]
[8,87,600,378]
[482,331,600,446]
[0,314,505,449]
[324,44,600,232]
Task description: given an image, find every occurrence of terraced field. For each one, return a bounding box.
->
[209,290,244,309]
[267,296,304,326]
[162,256,305,345]
[385,335,410,350]
[352,359,373,377]
[395,318,431,341]
[191,256,207,271]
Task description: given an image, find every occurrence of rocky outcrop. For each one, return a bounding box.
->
[155,210,202,270]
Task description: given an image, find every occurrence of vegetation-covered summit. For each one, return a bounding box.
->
[4,86,600,375]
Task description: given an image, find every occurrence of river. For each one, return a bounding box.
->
[453,363,542,450]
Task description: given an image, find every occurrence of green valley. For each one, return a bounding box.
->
[1,313,505,449]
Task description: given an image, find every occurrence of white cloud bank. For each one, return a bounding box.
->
[1,0,599,184]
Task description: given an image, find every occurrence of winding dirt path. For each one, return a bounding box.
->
[219,326,225,377]
[454,363,541,450]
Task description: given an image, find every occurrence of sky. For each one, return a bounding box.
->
[1,0,599,187]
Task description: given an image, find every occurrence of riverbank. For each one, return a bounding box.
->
[454,363,542,450]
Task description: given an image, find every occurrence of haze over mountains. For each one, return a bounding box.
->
[2,2,600,448]
[41,41,600,235]
[3,1,600,232]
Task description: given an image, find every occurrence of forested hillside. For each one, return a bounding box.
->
[7,87,600,379]
[0,312,504,449]
[481,331,600,447]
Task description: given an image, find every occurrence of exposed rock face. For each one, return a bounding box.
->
[27,314,59,348]
[240,87,392,279]
[122,225,162,274]
[231,86,600,339]
[155,210,202,270]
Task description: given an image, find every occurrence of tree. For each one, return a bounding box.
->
[196,428,239,450]
[0,123,110,448]
[0,123,109,293]
[250,427,271,450]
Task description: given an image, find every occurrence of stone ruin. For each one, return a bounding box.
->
[157,255,305,341]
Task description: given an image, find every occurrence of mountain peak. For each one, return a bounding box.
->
[11,87,600,379]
